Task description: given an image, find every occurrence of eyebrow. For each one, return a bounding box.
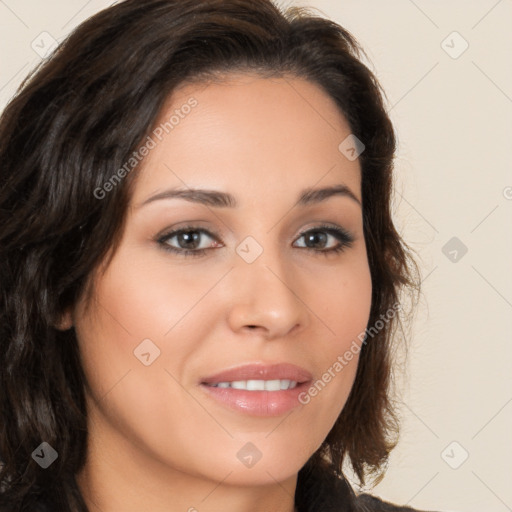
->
[136,183,361,209]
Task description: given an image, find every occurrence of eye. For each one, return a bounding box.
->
[157,226,221,258]
[293,224,354,255]
[156,223,355,258]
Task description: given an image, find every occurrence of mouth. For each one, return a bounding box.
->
[199,362,313,417]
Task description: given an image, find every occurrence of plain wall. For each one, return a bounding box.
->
[1,1,510,511]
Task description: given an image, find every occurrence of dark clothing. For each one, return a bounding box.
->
[294,462,440,512]
[357,493,436,511]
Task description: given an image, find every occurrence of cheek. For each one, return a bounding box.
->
[316,252,373,347]
[73,248,225,404]
[301,255,372,425]
[78,247,223,352]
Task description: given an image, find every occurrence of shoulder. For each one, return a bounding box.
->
[354,492,441,512]
[295,461,442,512]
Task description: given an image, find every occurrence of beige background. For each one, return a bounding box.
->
[1,1,511,511]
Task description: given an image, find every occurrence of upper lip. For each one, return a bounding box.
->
[200,363,313,385]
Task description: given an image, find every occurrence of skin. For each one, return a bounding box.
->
[58,73,372,512]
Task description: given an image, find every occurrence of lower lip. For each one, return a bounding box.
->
[199,382,311,417]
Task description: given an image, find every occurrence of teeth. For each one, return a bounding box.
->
[209,379,298,390]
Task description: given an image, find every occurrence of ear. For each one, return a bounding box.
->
[53,308,74,331]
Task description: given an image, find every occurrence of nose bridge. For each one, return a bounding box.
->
[238,228,293,285]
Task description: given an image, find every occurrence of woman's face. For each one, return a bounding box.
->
[68,73,372,494]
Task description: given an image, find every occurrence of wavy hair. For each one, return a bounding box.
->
[0,0,419,510]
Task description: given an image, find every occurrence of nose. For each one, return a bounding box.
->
[225,246,310,339]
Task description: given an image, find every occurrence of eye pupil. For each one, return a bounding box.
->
[179,231,200,249]
[305,231,327,248]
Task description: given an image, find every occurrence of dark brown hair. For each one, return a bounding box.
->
[0,0,419,510]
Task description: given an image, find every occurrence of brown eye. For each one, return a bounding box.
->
[293,225,354,255]
[157,227,221,257]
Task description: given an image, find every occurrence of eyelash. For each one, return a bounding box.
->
[156,223,355,258]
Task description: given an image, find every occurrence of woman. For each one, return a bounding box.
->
[0,0,439,511]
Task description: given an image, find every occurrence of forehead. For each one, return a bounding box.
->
[130,73,361,206]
